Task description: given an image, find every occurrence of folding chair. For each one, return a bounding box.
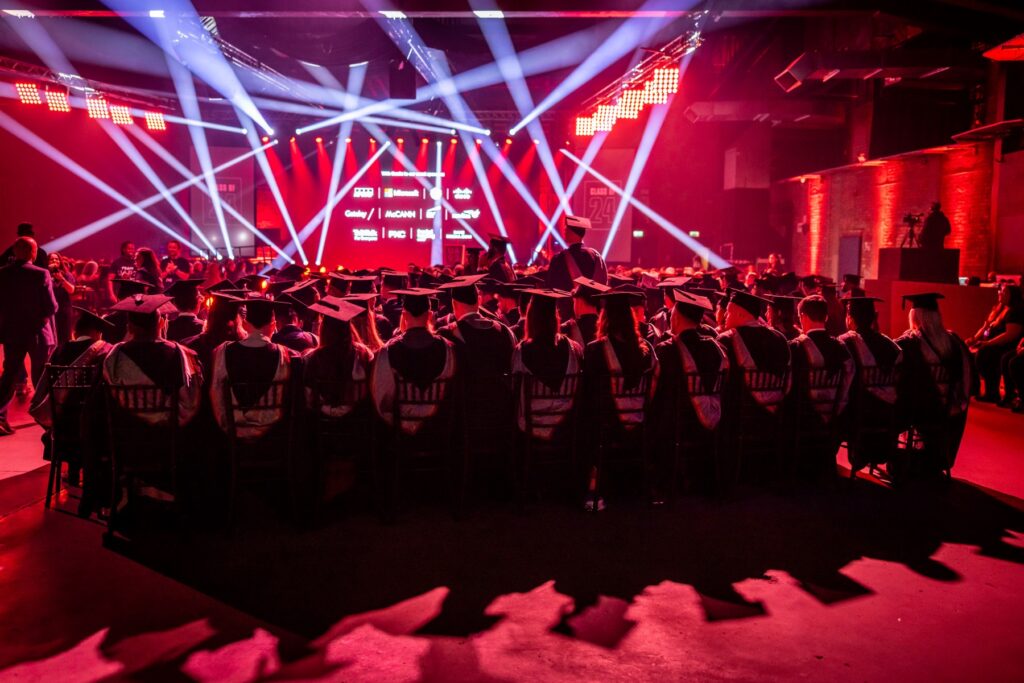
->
[593,371,655,500]
[845,364,900,480]
[670,369,727,497]
[43,363,99,510]
[898,361,958,480]
[309,378,375,511]
[729,369,790,488]
[517,372,582,502]
[792,366,844,479]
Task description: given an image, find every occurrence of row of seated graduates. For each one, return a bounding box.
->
[35,263,972,538]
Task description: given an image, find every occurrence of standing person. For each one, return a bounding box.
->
[160,239,192,287]
[479,234,516,283]
[1,223,48,268]
[545,215,607,301]
[111,241,137,280]
[0,237,58,435]
[48,252,77,345]
[918,202,951,250]
[895,293,972,477]
[134,248,163,292]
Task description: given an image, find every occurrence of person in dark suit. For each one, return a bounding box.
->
[0,237,58,435]
[1,222,48,269]
[545,215,607,300]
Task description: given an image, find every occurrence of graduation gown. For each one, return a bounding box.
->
[838,329,903,470]
[487,257,515,283]
[102,339,202,427]
[29,338,111,430]
[166,313,204,343]
[371,327,456,434]
[272,324,319,353]
[789,329,855,424]
[652,329,729,435]
[302,342,374,419]
[512,335,583,440]
[438,311,516,379]
[209,334,296,441]
[582,336,658,433]
[717,322,792,414]
[560,313,598,349]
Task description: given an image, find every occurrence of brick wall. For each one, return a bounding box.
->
[771,142,994,279]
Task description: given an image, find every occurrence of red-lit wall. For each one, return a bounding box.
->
[772,142,995,279]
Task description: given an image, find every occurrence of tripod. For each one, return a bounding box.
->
[899,223,919,248]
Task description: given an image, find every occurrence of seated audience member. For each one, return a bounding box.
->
[343,292,387,353]
[767,295,802,341]
[1001,337,1024,412]
[380,271,409,330]
[479,234,516,283]
[164,278,205,342]
[370,288,457,433]
[838,297,904,474]
[651,291,729,493]
[649,277,689,337]
[968,284,1024,403]
[895,293,972,475]
[493,282,523,332]
[303,296,374,418]
[718,289,792,413]
[561,277,609,348]
[102,294,203,427]
[272,297,319,353]
[209,296,297,441]
[184,292,244,372]
[437,274,517,380]
[788,295,855,478]
[511,288,584,440]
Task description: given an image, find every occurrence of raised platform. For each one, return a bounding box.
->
[877,248,961,284]
[864,279,997,339]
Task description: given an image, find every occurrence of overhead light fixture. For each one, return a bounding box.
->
[149,9,165,18]
[379,10,407,19]
[473,10,504,19]
[144,111,166,130]
[86,94,109,119]
[15,82,41,105]
[2,9,34,18]
[45,88,71,113]
[109,105,134,126]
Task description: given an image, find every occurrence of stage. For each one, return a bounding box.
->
[1,400,1023,681]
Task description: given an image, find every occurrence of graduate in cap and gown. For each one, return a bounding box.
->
[545,215,608,294]
[511,288,584,441]
[894,293,972,476]
[560,277,608,348]
[380,271,410,331]
[102,294,203,427]
[302,297,374,418]
[209,296,298,441]
[649,277,691,338]
[436,274,517,381]
[342,292,387,353]
[370,288,457,434]
[479,233,516,283]
[837,297,904,474]
[272,295,319,353]
[650,290,729,492]
[766,295,803,341]
[164,278,206,342]
[787,295,855,477]
[106,277,154,344]
[717,289,792,414]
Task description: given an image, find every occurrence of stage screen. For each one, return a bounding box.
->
[255,138,558,269]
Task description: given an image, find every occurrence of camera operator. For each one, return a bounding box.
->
[918,201,951,250]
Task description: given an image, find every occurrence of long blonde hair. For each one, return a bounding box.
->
[909,308,953,358]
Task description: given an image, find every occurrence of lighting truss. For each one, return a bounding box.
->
[574,28,703,137]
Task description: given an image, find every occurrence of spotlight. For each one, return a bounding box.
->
[533,139,540,144]
[261,135,270,143]
[109,105,134,126]
[144,111,166,131]
[476,139,482,145]
[315,136,323,143]
[345,137,352,143]
[505,138,513,145]
[45,89,70,113]
[450,137,458,144]
[473,10,504,19]
[397,137,405,144]
[15,82,41,105]
[379,10,406,19]
[86,95,109,119]
[421,137,429,144]
[290,136,296,142]
[370,138,377,144]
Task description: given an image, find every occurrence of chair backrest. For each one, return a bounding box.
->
[682,369,726,397]
[222,379,293,441]
[520,372,581,436]
[927,361,953,388]
[601,370,654,430]
[45,363,99,420]
[311,378,369,416]
[392,375,455,436]
[859,363,900,391]
[737,368,789,414]
[105,383,180,473]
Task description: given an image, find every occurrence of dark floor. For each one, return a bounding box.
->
[2,403,1024,681]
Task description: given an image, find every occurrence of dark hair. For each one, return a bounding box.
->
[598,297,645,352]
[172,290,200,313]
[135,247,160,276]
[167,239,181,248]
[798,295,829,323]
[319,317,357,349]
[525,297,559,346]
[246,305,274,328]
[16,222,33,236]
[121,240,133,250]
[848,305,877,331]
[203,299,242,345]
[1003,284,1023,308]
[127,311,159,336]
